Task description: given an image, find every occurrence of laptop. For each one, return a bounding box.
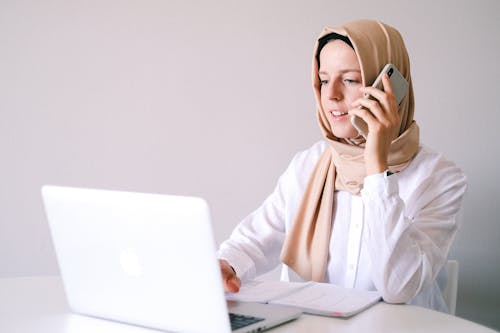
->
[41,185,301,333]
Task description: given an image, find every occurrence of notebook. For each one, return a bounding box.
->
[41,185,301,333]
[226,280,381,318]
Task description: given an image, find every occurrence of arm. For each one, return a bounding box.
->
[218,142,327,291]
[361,160,467,303]
[218,186,287,282]
[217,159,297,285]
[350,74,467,302]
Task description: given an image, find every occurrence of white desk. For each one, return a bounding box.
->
[1,276,497,333]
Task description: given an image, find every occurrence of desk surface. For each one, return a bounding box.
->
[1,276,497,333]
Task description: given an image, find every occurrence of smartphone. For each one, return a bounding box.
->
[350,64,409,138]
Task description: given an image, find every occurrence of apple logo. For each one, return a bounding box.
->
[119,249,143,277]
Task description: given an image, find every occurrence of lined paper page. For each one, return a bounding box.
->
[225,280,311,303]
[271,283,381,317]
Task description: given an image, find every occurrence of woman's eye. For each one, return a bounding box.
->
[344,79,359,85]
[320,80,329,86]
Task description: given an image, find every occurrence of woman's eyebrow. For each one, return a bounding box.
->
[318,69,361,75]
[341,69,361,73]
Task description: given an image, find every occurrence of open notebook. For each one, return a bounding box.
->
[226,280,381,318]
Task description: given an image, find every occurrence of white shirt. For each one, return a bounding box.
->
[218,140,467,312]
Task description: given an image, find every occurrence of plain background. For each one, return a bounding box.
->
[1,0,499,330]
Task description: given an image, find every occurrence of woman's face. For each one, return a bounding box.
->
[318,40,363,139]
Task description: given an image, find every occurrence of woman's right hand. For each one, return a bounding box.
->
[349,73,401,175]
[219,259,241,293]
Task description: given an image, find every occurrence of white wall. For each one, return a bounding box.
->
[1,0,499,329]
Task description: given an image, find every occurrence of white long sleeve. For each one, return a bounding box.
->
[217,140,467,312]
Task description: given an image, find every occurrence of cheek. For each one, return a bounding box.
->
[345,88,363,103]
[320,94,327,109]
[319,88,329,108]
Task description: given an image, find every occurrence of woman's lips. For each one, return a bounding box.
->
[330,110,349,120]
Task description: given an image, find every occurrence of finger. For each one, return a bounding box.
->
[349,106,377,126]
[350,102,399,140]
[354,94,396,124]
[352,98,387,123]
[360,74,396,110]
[224,270,241,293]
[350,103,395,132]
[226,276,241,293]
[360,86,385,103]
[381,72,395,96]
[219,259,234,277]
[380,73,398,114]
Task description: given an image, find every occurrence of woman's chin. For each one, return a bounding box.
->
[331,125,359,139]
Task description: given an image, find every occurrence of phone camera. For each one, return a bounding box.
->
[388,68,394,77]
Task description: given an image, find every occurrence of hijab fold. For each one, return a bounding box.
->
[280,20,420,282]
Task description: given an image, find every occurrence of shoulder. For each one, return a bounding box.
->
[290,140,328,166]
[398,144,467,197]
[286,140,328,175]
[407,145,465,178]
[278,140,328,189]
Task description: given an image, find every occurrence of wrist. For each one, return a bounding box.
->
[364,142,390,176]
[366,160,388,176]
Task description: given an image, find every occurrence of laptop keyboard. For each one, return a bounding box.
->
[229,313,265,330]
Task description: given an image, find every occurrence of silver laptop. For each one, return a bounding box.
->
[41,185,301,333]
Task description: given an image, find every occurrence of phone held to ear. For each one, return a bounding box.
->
[351,63,409,139]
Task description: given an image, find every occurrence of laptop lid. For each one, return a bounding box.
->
[41,185,300,333]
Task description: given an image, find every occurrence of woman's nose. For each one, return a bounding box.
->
[326,80,342,100]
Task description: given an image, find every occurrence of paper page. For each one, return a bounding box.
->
[270,282,381,317]
[225,280,311,303]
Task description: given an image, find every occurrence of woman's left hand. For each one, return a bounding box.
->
[349,73,402,175]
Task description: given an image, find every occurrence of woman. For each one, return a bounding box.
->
[217,19,466,312]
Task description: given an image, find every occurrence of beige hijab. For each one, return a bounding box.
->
[280,20,420,281]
